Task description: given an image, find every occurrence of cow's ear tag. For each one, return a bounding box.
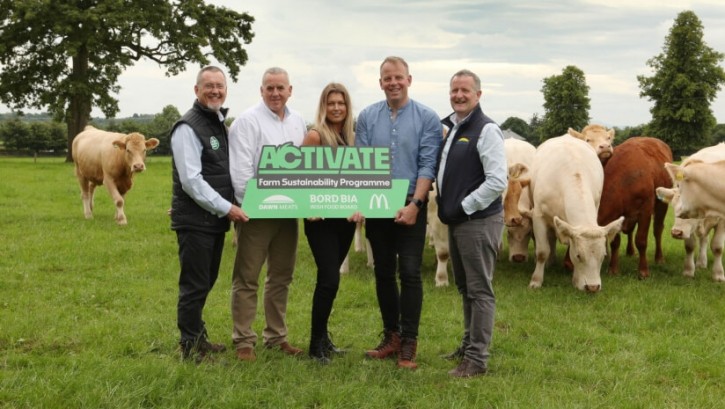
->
[675,171,684,181]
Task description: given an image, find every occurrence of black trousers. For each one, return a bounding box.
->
[365,205,427,339]
[304,218,356,338]
[176,229,226,344]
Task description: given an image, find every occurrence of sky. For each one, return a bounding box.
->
[4,0,725,128]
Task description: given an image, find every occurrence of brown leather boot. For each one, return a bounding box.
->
[397,337,418,369]
[365,330,401,359]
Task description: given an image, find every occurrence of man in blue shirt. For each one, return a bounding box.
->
[355,56,442,370]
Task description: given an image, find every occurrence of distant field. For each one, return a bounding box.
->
[1,156,723,408]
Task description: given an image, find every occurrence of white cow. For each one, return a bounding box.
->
[72,126,159,225]
[656,143,725,282]
[661,160,725,220]
[670,216,725,281]
[503,138,536,262]
[521,135,623,292]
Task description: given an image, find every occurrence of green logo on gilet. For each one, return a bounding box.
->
[210,136,220,150]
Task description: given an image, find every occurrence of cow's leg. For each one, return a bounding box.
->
[529,217,550,289]
[652,200,668,264]
[79,179,95,219]
[353,221,365,252]
[365,239,374,268]
[104,178,127,225]
[635,216,652,279]
[75,167,94,219]
[339,254,350,274]
[434,240,450,287]
[710,221,725,282]
[608,233,621,276]
[682,235,697,278]
[695,230,708,269]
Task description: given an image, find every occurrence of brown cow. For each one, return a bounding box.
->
[597,137,672,278]
[72,126,160,225]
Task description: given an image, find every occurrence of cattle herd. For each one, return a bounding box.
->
[71,125,725,291]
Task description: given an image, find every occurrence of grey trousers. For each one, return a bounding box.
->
[448,212,504,369]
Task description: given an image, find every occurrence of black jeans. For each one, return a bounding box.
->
[365,205,427,339]
[304,218,356,338]
[176,229,225,344]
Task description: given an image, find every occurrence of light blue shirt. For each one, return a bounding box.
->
[355,99,442,195]
[170,122,233,217]
[438,111,508,215]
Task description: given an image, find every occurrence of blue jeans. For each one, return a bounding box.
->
[365,205,427,339]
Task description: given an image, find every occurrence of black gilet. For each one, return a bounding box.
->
[436,104,502,225]
[170,101,233,233]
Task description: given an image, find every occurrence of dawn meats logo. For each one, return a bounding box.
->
[259,195,298,210]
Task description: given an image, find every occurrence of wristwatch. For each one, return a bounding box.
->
[409,197,424,209]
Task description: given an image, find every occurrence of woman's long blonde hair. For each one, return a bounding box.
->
[313,82,355,147]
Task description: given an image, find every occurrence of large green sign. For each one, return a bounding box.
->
[243,143,408,218]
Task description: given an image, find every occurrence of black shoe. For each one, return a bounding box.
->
[442,346,465,361]
[179,340,213,364]
[309,337,331,365]
[324,333,346,355]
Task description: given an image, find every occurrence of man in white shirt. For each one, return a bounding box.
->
[228,67,306,362]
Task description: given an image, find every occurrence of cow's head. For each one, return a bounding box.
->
[507,217,532,262]
[663,162,702,219]
[113,133,160,173]
[554,216,623,293]
[568,124,615,165]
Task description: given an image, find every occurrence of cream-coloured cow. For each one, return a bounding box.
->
[520,135,623,292]
[568,124,615,165]
[662,160,725,220]
[503,138,536,262]
[656,143,725,281]
[72,126,159,225]
[670,216,725,281]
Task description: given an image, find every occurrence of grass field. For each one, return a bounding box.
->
[1,156,724,408]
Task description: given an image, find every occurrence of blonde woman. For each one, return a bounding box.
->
[303,83,361,364]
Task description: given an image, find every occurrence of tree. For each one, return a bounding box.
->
[713,123,725,144]
[638,10,725,157]
[0,0,254,161]
[538,65,591,141]
[500,116,532,142]
[147,105,182,155]
[0,119,66,156]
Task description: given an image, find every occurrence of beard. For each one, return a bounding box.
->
[206,102,223,112]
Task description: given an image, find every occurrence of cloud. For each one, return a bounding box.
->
[2,0,724,129]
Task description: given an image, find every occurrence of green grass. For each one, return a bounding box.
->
[1,156,724,408]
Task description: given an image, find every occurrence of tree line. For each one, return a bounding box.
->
[1,4,723,159]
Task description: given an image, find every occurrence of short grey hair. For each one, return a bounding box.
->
[196,66,226,86]
[450,69,481,92]
[262,67,289,84]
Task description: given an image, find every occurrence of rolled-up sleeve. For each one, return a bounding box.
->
[417,111,443,181]
[171,124,231,217]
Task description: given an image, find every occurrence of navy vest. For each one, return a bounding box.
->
[437,105,502,225]
[170,101,233,233]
